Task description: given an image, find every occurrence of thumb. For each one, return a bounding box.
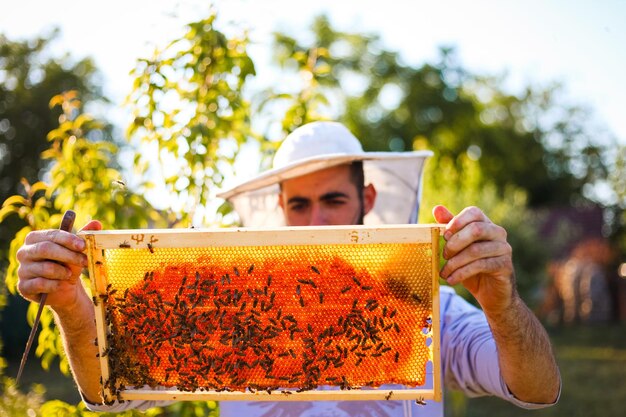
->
[432,205,454,224]
[67,220,102,277]
[79,220,103,232]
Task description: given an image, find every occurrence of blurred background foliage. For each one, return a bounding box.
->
[1,8,624,417]
[125,13,256,225]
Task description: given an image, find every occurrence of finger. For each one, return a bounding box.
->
[17,239,88,269]
[17,276,61,301]
[444,255,513,286]
[440,240,511,279]
[17,259,74,282]
[23,229,86,253]
[444,206,491,239]
[432,205,455,225]
[443,221,508,260]
[79,220,102,232]
[22,220,102,250]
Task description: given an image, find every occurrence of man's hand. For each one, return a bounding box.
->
[432,205,516,315]
[433,205,561,404]
[16,220,107,404]
[17,220,102,312]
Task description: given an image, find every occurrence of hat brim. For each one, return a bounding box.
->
[217,150,434,200]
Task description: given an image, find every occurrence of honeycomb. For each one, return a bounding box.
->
[92,238,436,397]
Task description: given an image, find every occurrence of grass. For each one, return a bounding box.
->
[5,324,626,416]
[446,323,626,417]
[4,359,81,404]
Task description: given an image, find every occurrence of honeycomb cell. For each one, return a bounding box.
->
[86,229,439,400]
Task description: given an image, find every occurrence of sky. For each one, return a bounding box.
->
[1,0,624,145]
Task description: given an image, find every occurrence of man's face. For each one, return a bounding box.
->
[278,164,375,226]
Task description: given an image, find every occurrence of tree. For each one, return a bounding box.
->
[0,30,107,261]
[269,15,615,208]
[1,90,165,374]
[125,12,256,226]
[0,29,115,376]
[607,145,626,254]
[1,10,254,416]
[265,15,622,304]
[0,34,110,354]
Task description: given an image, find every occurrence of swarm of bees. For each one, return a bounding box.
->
[96,252,433,401]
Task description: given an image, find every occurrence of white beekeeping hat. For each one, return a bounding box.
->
[217,121,433,227]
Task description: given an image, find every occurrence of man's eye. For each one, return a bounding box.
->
[326,199,346,206]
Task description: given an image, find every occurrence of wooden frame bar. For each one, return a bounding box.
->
[82,224,443,403]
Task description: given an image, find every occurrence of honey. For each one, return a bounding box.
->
[83,226,440,401]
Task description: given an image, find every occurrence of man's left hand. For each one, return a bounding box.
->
[432,205,517,315]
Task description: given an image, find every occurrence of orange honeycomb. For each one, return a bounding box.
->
[94,242,435,395]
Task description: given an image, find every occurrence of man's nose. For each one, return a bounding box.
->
[308,205,329,226]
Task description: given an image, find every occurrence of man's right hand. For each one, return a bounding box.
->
[16,220,102,311]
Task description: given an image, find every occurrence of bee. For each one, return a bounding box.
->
[118,241,131,248]
[310,266,320,274]
[415,397,426,406]
[147,243,154,253]
[385,391,393,400]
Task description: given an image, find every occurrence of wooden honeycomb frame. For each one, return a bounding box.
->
[81,224,442,403]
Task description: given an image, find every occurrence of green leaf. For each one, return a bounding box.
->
[0,205,18,223]
[216,200,233,216]
[2,194,27,208]
[30,181,49,194]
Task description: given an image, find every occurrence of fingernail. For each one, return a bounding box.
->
[444,231,452,241]
[74,238,86,251]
